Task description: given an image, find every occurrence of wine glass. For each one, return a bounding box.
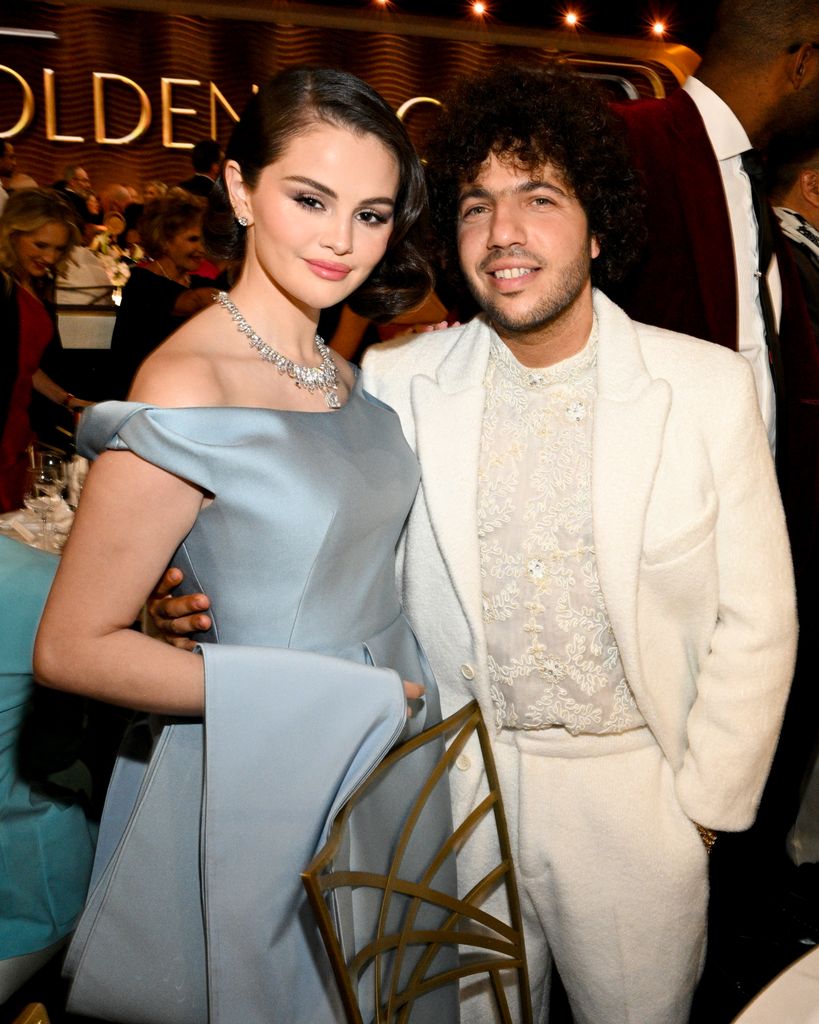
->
[38,451,67,490]
[40,453,70,545]
[22,465,64,552]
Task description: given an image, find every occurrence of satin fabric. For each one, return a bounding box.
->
[64,381,458,1023]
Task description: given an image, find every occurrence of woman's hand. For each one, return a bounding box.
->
[146,569,425,714]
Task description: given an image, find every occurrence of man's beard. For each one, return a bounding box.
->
[464,244,592,337]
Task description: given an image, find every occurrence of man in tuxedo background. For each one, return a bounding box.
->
[768,139,819,342]
[54,164,94,227]
[178,139,223,197]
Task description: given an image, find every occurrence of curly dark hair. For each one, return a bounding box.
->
[424,61,645,292]
[205,66,432,323]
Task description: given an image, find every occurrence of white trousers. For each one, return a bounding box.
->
[458,727,708,1024]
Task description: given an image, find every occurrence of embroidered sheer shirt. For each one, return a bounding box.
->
[478,322,644,735]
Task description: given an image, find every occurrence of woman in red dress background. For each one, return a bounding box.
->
[0,189,89,511]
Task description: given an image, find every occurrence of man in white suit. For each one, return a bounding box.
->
[359,63,797,1024]
[150,63,797,1024]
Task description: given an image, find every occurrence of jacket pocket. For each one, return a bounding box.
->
[642,493,718,567]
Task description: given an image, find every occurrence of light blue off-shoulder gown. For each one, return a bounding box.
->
[62,376,459,1024]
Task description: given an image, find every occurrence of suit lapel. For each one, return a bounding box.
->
[591,294,671,717]
[411,320,491,649]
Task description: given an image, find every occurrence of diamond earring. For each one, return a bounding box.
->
[237,215,249,228]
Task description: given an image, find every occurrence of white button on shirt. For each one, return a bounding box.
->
[682,77,779,454]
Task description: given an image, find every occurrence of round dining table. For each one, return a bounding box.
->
[733,945,819,1022]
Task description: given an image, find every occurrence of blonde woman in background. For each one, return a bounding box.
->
[0,189,91,511]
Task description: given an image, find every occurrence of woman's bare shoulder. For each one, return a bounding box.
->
[128,307,225,407]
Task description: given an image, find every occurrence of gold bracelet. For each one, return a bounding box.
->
[695,823,718,853]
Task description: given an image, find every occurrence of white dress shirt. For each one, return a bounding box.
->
[683,76,779,453]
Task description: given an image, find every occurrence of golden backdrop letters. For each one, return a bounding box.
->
[0,65,440,144]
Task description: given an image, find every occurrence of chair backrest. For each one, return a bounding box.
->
[302,699,533,1024]
[11,1004,51,1024]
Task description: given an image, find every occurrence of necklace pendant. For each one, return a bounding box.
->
[324,389,341,410]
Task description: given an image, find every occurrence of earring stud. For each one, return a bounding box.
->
[237,215,249,228]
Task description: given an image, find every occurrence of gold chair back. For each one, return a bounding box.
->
[11,1004,51,1024]
[302,699,532,1023]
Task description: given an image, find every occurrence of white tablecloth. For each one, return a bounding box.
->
[733,945,819,1022]
[0,502,74,552]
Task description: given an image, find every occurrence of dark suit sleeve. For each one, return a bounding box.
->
[786,241,819,345]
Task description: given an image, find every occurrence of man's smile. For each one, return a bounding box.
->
[491,267,537,280]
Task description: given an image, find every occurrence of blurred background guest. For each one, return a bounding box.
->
[6,173,39,193]
[143,179,167,204]
[116,202,145,262]
[108,189,218,398]
[178,138,223,197]
[768,138,819,341]
[52,165,93,230]
[0,189,90,512]
[83,191,102,226]
[767,136,819,877]
[99,183,132,223]
[0,142,16,215]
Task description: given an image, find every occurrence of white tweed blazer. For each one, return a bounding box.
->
[362,290,797,832]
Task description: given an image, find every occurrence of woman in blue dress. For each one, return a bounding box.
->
[35,67,457,1024]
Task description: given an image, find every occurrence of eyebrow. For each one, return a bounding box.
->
[458,179,570,205]
[283,175,395,207]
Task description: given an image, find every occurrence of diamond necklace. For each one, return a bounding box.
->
[215,290,341,410]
